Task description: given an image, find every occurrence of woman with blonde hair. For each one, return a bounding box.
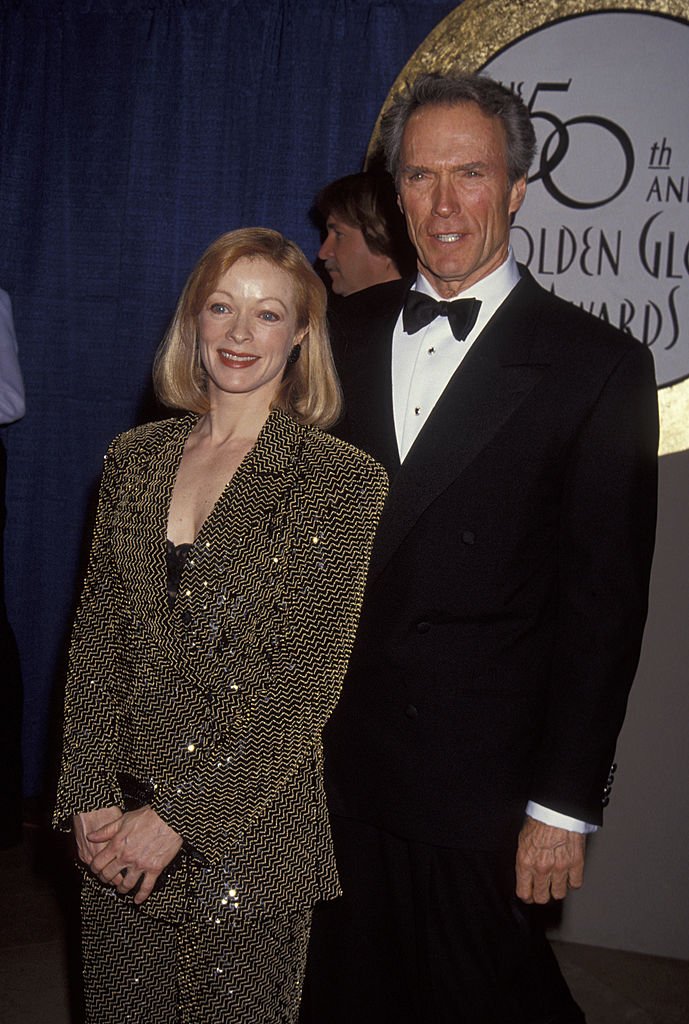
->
[54,228,387,1023]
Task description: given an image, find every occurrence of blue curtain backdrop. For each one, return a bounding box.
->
[0,0,457,798]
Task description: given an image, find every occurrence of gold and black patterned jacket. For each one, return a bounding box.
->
[54,408,387,921]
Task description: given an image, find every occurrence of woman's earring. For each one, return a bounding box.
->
[286,343,301,366]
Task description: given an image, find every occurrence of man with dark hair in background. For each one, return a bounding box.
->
[301,71,658,1024]
[315,170,414,365]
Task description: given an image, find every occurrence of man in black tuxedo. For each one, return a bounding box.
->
[301,72,658,1023]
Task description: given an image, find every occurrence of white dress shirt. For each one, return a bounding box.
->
[391,252,596,835]
[392,253,520,462]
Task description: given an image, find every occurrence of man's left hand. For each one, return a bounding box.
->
[515,815,586,904]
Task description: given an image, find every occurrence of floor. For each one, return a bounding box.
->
[1,820,687,1024]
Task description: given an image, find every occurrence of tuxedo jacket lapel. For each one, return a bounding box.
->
[368,274,550,581]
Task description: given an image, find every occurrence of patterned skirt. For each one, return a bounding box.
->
[81,881,311,1023]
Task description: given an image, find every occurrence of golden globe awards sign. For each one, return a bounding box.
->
[370,0,689,455]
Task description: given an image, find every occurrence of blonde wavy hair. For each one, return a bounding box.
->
[153,228,342,428]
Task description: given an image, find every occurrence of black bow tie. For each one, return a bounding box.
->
[403,290,481,341]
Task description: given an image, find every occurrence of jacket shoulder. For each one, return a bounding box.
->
[303,426,387,481]
[107,415,193,463]
[518,268,654,369]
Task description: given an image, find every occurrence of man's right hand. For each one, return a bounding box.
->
[515,815,586,904]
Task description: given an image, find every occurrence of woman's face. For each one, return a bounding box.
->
[197,256,302,407]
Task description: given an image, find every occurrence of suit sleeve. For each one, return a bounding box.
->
[289,456,389,729]
[529,342,658,824]
[53,441,128,828]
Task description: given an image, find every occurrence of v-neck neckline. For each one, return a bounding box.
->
[165,410,274,550]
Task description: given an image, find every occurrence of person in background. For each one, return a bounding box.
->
[315,170,414,365]
[0,287,25,849]
[301,72,658,1024]
[53,228,387,1024]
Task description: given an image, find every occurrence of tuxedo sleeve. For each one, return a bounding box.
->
[529,341,658,824]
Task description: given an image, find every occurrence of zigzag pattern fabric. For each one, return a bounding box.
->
[82,883,311,1023]
[54,407,388,1022]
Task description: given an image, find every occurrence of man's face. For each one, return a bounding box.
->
[397,102,526,298]
[318,215,392,296]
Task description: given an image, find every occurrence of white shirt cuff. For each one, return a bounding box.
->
[526,800,598,834]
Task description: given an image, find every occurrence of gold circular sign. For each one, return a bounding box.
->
[368,0,689,456]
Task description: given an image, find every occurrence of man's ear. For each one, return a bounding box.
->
[508,176,527,216]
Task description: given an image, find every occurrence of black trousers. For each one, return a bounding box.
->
[300,816,585,1024]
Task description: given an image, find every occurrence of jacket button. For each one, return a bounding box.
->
[461,530,475,545]
[405,704,418,719]
[181,609,192,625]
[416,621,430,634]
[602,796,610,807]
